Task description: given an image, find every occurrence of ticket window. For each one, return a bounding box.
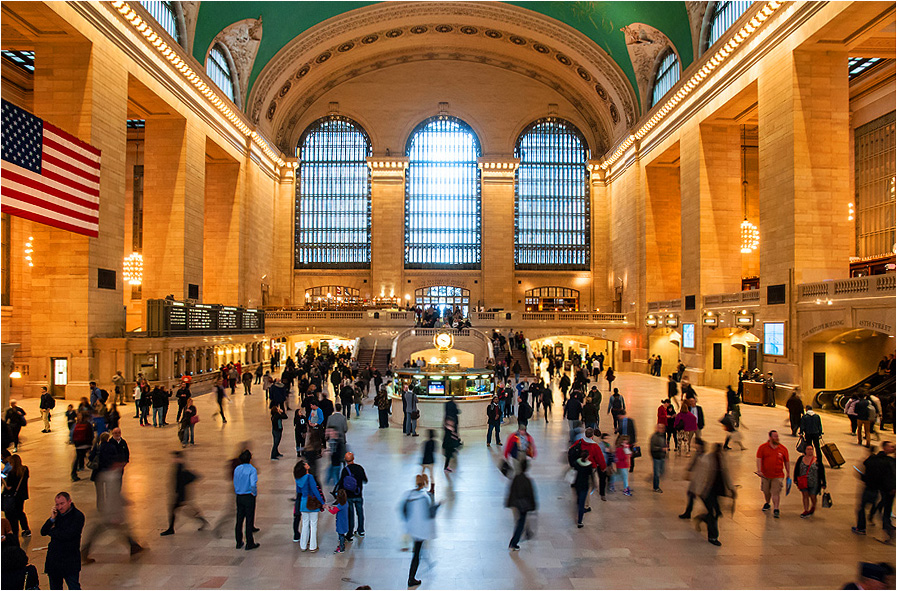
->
[50,357,67,398]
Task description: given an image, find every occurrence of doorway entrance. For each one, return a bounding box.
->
[50,357,67,398]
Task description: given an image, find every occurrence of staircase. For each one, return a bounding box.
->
[509,348,535,378]
[356,341,391,373]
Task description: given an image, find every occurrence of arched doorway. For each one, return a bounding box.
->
[415,285,470,317]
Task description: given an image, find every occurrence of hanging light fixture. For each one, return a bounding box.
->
[740,126,759,254]
[24,236,33,267]
[123,252,144,285]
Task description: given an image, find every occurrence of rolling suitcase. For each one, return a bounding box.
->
[821,440,845,469]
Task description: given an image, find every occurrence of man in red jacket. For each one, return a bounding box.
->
[573,428,607,509]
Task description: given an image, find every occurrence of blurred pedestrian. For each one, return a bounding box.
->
[160,451,208,536]
[442,418,461,472]
[852,441,895,542]
[2,454,30,538]
[692,443,735,546]
[400,474,439,588]
[506,459,537,550]
[650,423,668,493]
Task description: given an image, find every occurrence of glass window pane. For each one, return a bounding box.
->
[405,117,481,268]
[140,1,180,44]
[514,119,590,270]
[295,116,372,268]
[708,1,754,50]
[206,45,236,103]
[651,50,680,107]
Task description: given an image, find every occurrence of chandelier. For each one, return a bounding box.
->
[740,219,759,253]
[123,252,144,285]
[739,126,759,254]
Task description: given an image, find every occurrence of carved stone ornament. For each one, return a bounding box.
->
[247,2,638,137]
[180,1,200,54]
[213,17,263,109]
[685,1,710,59]
[620,23,676,113]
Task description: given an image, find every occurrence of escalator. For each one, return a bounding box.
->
[814,370,893,411]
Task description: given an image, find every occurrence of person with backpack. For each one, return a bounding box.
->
[400,473,439,588]
[855,392,874,448]
[607,388,626,430]
[39,387,56,433]
[335,452,367,541]
[504,423,537,473]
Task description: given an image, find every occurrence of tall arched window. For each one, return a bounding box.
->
[706,1,753,51]
[651,50,680,107]
[405,116,481,268]
[515,118,590,269]
[140,1,181,44]
[296,116,372,268]
[206,44,237,104]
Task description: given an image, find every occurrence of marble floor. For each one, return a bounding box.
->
[8,371,894,590]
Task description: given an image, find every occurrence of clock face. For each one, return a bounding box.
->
[435,333,452,349]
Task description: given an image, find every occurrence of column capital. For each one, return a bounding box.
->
[588,160,607,184]
[478,157,519,182]
[366,156,408,182]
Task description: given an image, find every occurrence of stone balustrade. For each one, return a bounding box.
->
[797,273,895,303]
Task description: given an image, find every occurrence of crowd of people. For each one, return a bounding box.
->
[1,346,894,590]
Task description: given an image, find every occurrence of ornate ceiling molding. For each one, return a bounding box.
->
[247,2,638,146]
[620,24,676,114]
[212,17,263,110]
[272,47,613,156]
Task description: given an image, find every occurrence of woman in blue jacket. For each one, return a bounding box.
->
[294,460,325,551]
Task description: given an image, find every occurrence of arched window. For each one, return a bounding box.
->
[415,286,470,317]
[296,116,372,268]
[651,50,680,107]
[515,118,590,269]
[140,1,182,44]
[206,44,237,104]
[524,287,580,312]
[706,1,753,51]
[405,116,481,268]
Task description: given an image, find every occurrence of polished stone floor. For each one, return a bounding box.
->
[9,371,894,590]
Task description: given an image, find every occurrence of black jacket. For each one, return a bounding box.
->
[862,451,896,492]
[41,504,85,574]
[517,401,533,422]
[487,402,502,425]
[617,416,637,444]
[506,473,537,512]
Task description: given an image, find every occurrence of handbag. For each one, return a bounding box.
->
[306,494,322,511]
[631,445,642,459]
[796,436,808,454]
[1,491,13,513]
[190,414,200,425]
[564,469,576,485]
[822,491,833,508]
[410,410,420,420]
[796,475,809,489]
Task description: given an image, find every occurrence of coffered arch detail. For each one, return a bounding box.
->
[247,2,639,155]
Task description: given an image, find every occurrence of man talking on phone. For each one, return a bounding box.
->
[40,492,85,589]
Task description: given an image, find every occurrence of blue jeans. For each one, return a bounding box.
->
[576,487,588,524]
[354,403,361,417]
[328,464,341,487]
[652,458,665,490]
[153,407,164,426]
[347,496,364,535]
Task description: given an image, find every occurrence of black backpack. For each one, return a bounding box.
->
[567,440,583,468]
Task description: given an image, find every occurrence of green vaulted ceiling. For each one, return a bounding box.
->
[192,1,694,105]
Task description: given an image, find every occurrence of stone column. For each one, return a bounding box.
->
[142,116,205,301]
[29,39,128,396]
[203,155,242,305]
[2,344,20,411]
[368,158,408,300]
[479,158,518,311]
[589,163,612,310]
[757,47,851,382]
[271,160,296,305]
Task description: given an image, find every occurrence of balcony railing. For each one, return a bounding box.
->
[647,299,682,312]
[798,273,896,303]
[265,309,630,326]
[703,290,761,308]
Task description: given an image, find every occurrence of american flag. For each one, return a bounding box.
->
[1,99,101,237]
